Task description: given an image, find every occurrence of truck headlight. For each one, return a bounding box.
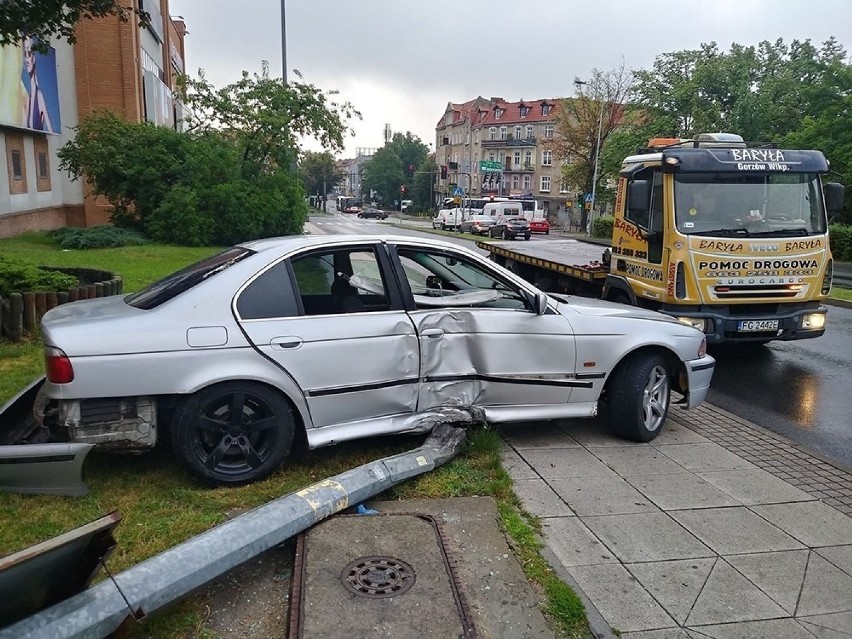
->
[801,313,826,330]
[677,317,706,332]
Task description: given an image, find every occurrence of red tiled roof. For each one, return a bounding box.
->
[478,99,559,126]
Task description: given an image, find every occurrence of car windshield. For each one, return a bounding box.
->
[674,172,827,237]
[126,247,253,309]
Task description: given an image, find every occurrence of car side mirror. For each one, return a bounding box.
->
[824,182,845,215]
[628,180,651,213]
[527,291,549,315]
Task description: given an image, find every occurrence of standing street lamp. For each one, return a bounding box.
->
[574,78,605,235]
[280,0,287,83]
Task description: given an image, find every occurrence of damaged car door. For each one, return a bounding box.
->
[390,244,581,422]
[236,243,420,430]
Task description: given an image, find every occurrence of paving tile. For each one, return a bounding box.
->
[623,630,692,639]
[671,507,805,555]
[648,420,711,445]
[815,544,852,578]
[511,478,574,518]
[656,443,758,472]
[500,447,537,480]
[627,474,741,511]
[685,560,788,626]
[580,512,713,563]
[555,419,642,447]
[697,469,816,505]
[568,563,678,632]
[517,447,618,480]
[498,422,580,449]
[548,476,658,516]
[542,516,617,567]
[685,618,819,638]
[725,550,809,614]
[588,445,690,476]
[796,553,852,617]
[626,557,716,624]
[752,501,852,548]
[797,611,852,637]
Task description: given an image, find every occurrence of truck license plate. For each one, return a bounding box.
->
[738,320,779,332]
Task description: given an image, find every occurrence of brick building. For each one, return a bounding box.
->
[0,0,187,238]
[435,96,569,212]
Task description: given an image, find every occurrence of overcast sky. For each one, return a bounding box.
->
[168,0,852,158]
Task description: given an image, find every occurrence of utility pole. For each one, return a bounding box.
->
[280,0,287,83]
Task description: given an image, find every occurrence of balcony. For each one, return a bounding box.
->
[504,163,536,173]
[481,135,537,148]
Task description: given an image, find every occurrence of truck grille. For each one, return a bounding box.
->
[713,284,800,299]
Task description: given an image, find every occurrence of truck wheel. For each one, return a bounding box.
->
[603,353,670,442]
[171,382,295,486]
[441,223,447,231]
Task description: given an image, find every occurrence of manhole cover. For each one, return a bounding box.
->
[341,556,416,598]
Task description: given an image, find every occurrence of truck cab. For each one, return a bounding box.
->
[606,133,845,344]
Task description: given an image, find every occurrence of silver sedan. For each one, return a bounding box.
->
[39,235,715,485]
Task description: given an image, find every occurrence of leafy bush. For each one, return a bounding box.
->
[58,113,309,247]
[591,215,614,239]
[49,225,148,249]
[0,255,78,297]
[829,223,852,261]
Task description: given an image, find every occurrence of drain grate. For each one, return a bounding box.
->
[341,556,416,598]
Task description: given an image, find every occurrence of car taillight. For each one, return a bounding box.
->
[45,346,74,383]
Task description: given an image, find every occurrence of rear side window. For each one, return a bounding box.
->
[126,247,252,310]
[236,260,299,319]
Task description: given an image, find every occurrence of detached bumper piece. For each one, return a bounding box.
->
[0,443,93,497]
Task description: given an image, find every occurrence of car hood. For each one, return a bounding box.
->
[551,295,680,324]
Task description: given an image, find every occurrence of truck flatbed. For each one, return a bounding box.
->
[476,239,610,282]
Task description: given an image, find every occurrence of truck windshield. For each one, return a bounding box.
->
[674,172,826,237]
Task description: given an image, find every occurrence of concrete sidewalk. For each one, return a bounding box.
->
[502,403,852,638]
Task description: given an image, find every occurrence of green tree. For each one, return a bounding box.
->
[0,1,145,52]
[412,156,437,210]
[550,62,635,207]
[299,151,342,202]
[385,132,430,181]
[361,147,405,206]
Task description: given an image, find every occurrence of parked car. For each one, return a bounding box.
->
[38,235,714,486]
[528,217,550,234]
[490,215,531,240]
[459,214,496,236]
[358,206,387,219]
[400,199,413,212]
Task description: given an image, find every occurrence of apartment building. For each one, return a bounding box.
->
[0,0,187,237]
[435,96,568,212]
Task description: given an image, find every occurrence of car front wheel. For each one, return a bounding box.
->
[171,382,295,486]
[603,353,671,442]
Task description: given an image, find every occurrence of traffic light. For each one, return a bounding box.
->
[440,165,448,179]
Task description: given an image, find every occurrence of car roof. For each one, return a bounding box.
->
[237,234,479,255]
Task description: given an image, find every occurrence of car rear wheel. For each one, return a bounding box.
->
[524,234,531,240]
[603,354,670,442]
[171,382,295,486]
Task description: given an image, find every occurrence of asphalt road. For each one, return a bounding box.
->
[311,211,852,470]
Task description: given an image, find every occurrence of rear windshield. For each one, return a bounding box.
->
[126,247,253,310]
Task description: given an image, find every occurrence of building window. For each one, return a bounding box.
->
[514,125,522,139]
[541,103,551,116]
[524,150,532,166]
[512,174,520,190]
[499,126,507,140]
[33,135,51,192]
[10,150,22,179]
[542,150,553,166]
[520,106,529,117]
[525,125,534,139]
[523,175,531,191]
[488,127,497,140]
[475,129,480,143]
[489,152,496,162]
[513,151,521,168]
[540,176,551,192]
[495,108,504,119]
[5,134,27,194]
[544,125,554,139]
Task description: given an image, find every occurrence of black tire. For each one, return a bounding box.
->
[545,229,550,235]
[524,234,531,240]
[441,223,447,231]
[603,354,671,442]
[171,382,295,486]
[502,229,510,240]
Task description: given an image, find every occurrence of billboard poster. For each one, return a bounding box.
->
[0,36,62,134]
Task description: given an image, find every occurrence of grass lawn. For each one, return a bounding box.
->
[0,232,590,639]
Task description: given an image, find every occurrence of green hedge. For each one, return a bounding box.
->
[49,225,148,250]
[591,215,614,239]
[829,224,852,262]
[0,255,79,298]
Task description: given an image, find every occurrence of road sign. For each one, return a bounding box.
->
[584,193,594,203]
[452,186,464,196]
[479,160,502,173]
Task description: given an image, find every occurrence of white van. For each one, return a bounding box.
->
[431,207,465,230]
